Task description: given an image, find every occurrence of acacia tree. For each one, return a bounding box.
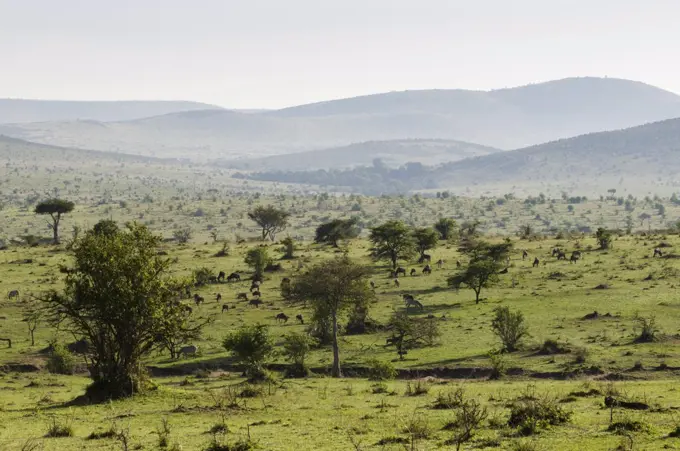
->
[41,223,209,400]
[35,199,75,244]
[314,218,361,247]
[434,218,458,240]
[369,220,416,269]
[448,241,511,304]
[248,205,290,241]
[245,247,272,279]
[291,257,374,377]
[22,299,42,347]
[412,227,439,260]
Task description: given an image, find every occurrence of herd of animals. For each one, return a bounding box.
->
[4,244,670,360]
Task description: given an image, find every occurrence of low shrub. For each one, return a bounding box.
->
[508,396,571,436]
[367,359,397,381]
[46,343,77,375]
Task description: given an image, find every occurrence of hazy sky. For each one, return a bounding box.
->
[1,0,679,108]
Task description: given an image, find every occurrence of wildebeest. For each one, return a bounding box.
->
[556,251,567,260]
[178,345,198,358]
[436,259,444,269]
[248,298,263,308]
[522,250,528,260]
[250,281,261,292]
[237,292,248,301]
[456,260,461,268]
[410,268,417,276]
[7,290,19,300]
[422,264,432,275]
[405,298,423,311]
[216,293,222,302]
[394,278,400,287]
[370,280,376,290]
[418,254,431,264]
[532,257,540,268]
[217,271,226,282]
[221,304,229,313]
[296,314,304,324]
[193,294,204,306]
[395,267,407,277]
[251,290,261,299]
[654,248,663,257]
[570,251,582,263]
[403,294,415,303]
[226,272,240,282]
[276,313,289,323]
[208,275,218,284]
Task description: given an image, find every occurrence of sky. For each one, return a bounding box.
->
[1,0,679,109]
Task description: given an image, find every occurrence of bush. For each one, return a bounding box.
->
[204,437,255,451]
[282,332,317,378]
[432,387,465,409]
[607,420,649,434]
[508,396,571,436]
[596,227,613,250]
[635,315,659,343]
[405,380,430,396]
[367,359,397,381]
[491,306,529,352]
[223,324,274,381]
[402,414,431,439]
[538,339,570,355]
[173,227,192,244]
[47,343,77,375]
[489,352,507,380]
[45,418,74,438]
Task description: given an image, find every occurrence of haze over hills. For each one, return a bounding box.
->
[223,139,501,171]
[0,99,224,124]
[2,77,680,161]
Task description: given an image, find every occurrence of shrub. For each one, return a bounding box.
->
[46,343,77,375]
[538,339,570,355]
[491,306,529,352]
[405,380,430,396]
[596,227,613,249]
[573,347,589,364]
[402,414,431,439]
[367,359,397,381]
[635,315,659,343]
[432,387,465,409]
[489,352,507,380]
[446,398,488,450]
[204,437,255,451]
[607,420,649,434]
[87,426,118,440]
[282,332,317,378]
[173,227,192,244]
[45,418,74,438]
[508,396,571,436]
[223,324,274,381]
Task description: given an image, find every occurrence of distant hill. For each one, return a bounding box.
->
[2,77,680,160]
[0,99,223,123]
[223,139,500,171]
[245,118,680,196]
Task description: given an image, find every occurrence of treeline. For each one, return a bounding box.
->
[236,161,439,195]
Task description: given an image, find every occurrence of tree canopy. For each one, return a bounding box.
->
[369,220,416,269]
[41,223,208,400]
[314,218,361,247]
[434,218,458,240]
[448,240,511,303]
[34,198,75,244]
[291,257,374,377]
[247,205,290,241]
[412,227,439,258]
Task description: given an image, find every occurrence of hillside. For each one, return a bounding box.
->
[0,99,223,123]
[1,77,679,161]
[223,139,500,170]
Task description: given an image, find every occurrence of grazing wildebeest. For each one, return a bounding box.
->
[226,272,240,282]
[556,251,567,260]
[250,281,261,292]
[522,250,528,260]
[395,267,407,277]
[216,293,222,302]
[248,298,263,308]
[276,313,289,323]
[217,271,226,282]
[422,264,432,275]
[394,278,400,287]
[221,304,229,313]
[532,257,540,268]
[7,290,19,300]
[570,252,581,263]
[370,280,376,290]
[193,294,204,306]
[418,254,431,264]
[410,268,417,276]
[551,248,560,257]
[654,248,663,257]
[436,259,444,269]
[405,298,423,311]
[178,345,198,358]
[237,292,248,301]
[251,290,261,298]
[402,294,415,303]
[296,314,304,324]
[456,260,461,268]
[208,275,218,284]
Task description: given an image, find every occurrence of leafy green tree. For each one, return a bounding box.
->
[412,227,439,260]
[280,237,296,259]
[291,257,374,377]
[434,218,458,240]
[491,306,529,352]
[244,247,272,279]
[34,199,75,244]
[92,219,119,237]
[595,227,613,250]
[314,218,360,247]
[369,220,416,269]
[41,223,207,399]
[448,241,510,304]
[281,332,317,377]
[248,205,290,241]
[223,324,274,380]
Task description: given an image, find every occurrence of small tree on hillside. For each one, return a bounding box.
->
[369,220,416,269]
[34,199,75,244]
[412,227,439,260]
[448,241,510,304]
[291,257,374,377]
[248,205,290,241]
[223,324,274,380]
[40,223,209,400]
[595,228,613,250]
[491,306,528,352]
[314,218,361,247]
[282,332,317,377]
[245,247,272,279]
[280,237,296,259]
[22,299,43,347]
[434,218,458,241]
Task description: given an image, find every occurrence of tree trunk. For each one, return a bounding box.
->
[51,213,61,244]
[474,288,481,304]
[331,312,342,377]
[30,329,35,346]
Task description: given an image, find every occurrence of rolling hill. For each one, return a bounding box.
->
[2,77,680,161]
[0,99,223,124]
[222,139,501,170]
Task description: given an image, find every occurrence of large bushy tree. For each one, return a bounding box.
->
[412,227,439,260]
[41,223,208,400]
[35,199,75,244]
[315,218,361,247]
[248,205,290,241]
[369,220,416,269]
[434,218,458,241]
[291,257,374,377]
[448,240,511,304]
